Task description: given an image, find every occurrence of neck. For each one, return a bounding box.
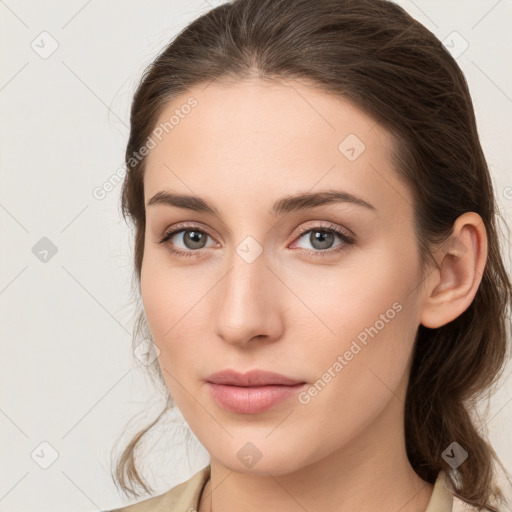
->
[198,394,434,512]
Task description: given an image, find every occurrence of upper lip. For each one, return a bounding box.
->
[206,369,305,387]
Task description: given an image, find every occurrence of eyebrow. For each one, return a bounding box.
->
[146,189,376,217]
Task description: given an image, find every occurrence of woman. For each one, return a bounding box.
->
[108,0,511,510]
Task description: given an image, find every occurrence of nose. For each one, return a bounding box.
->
[213,251,284,348]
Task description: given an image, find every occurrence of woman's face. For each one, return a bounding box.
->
[141,79,428,475]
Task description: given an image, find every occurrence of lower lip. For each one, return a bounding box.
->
[207,382,306,414]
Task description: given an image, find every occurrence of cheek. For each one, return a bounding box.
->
[290,245,421,400]
[140,251,213,392]
[140,245,205,339]
[140,272,200,408]
[288,275,419,460]
[140,255,178,358]
[286,243,419,342]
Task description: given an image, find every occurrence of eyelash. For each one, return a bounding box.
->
[157,222,355,259]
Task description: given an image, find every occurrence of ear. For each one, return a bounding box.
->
[420,212,488,329]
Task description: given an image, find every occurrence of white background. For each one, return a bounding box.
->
[1,1,511,511]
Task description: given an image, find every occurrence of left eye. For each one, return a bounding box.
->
[294,227,351,251]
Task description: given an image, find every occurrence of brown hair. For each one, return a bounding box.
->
[112,0,512,509]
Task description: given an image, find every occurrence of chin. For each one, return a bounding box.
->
[210,442,312,477]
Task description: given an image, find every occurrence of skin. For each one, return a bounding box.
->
[140,78,487,512]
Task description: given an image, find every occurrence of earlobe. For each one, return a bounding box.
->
[420,212,487,329]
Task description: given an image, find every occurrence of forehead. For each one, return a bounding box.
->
[143,79,413,218]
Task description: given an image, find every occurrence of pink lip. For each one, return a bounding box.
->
[206,369,306,414]
[206,369,304,386]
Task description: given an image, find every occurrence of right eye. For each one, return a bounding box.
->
[158,224,218,258]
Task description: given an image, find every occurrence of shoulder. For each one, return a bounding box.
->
[451,496,481,512]
[428,472,481,512]
[437,472,488,512]
[105,465,211,512]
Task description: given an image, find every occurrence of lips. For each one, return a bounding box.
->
[206,368,304,387]
[205,369,306,414]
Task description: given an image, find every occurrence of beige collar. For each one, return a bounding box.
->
[112,465,479,512]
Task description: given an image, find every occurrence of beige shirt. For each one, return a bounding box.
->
[108,465,478,512]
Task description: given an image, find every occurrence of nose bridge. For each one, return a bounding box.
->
[214,239,282,345]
